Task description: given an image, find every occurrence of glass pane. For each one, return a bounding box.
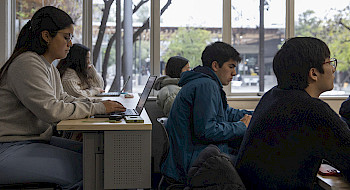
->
[15,0,82,44]
[160,0,223,75]
[92,0,150,93]
[231,0,285,93]
[295,0,350,96]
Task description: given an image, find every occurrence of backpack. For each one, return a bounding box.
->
[186,144,246,190]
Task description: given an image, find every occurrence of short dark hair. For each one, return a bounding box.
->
[201,41,241,68]
[57,44,91,86]
[165,56,189,78]
[273,37,330,90]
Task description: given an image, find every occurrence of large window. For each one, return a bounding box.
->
[15,0,82,44]
[10,1,350,96]
[230,0,285,94]
[92,0,150,93]
[159,0,223,74]
[295,0,350,95]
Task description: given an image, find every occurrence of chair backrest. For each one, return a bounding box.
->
[157,117,169,169]
[145,99,167,174]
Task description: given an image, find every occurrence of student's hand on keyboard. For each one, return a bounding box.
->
[102,100,126,113]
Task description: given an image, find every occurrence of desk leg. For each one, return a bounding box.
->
[104,130,151,189]
[83,132,104,190]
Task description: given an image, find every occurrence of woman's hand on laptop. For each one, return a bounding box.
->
[102,100,126,113]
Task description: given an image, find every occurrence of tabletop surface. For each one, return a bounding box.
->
[57,93,152,131]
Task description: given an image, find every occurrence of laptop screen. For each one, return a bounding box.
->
[135,75,157,114]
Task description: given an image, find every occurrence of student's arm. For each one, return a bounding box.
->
[192,80,246,142]
[87,65,104,88]
[162,92,177,116]
[157,87,178,117]
[62,79,101,97]
[7,53,105,123]
[61,69,101,97]
[310,103,350,182]
[226,107,253,122]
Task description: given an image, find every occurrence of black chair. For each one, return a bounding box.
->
[157,118,186,190]
[157,117,170,190]
[145,100,167,188]
[157,117,169,170]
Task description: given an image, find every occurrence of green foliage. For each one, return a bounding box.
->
[295,7,350,72]
[295,10,324,38]
[161,27,211,68]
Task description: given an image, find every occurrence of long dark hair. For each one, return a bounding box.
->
[57,44,91,87]
[0,6,74,85]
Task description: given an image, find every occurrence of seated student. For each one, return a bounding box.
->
[57,43,104,98]
[0,6,125,190]
[235,37,350,189]
[153,56,190,116]
[160,41,253,185]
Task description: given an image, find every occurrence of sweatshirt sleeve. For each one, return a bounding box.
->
[7,53,105,123]
[87,65,104,88]
[226,107,253,122]
[61,69,100,98]
[156,87,177,117]
[309,101,350,182]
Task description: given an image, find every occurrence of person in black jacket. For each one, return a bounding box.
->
[235,37,350,189]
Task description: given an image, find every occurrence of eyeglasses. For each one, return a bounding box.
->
[56,32,74,44]
[323,58,337,70]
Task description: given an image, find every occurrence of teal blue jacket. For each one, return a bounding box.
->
[161,67,253,183]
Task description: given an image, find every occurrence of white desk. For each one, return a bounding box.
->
[57,94,152,190]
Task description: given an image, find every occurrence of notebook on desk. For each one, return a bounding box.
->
[94,75,157,118]
[95,76,131,97]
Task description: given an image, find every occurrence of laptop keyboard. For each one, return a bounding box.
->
[124,109,136,115]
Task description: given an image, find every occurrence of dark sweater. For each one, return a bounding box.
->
[235,86,350,189]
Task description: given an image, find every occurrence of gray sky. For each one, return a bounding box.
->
[159,0,350,28]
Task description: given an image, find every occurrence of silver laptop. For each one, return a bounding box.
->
[123,75,157,116]
[93,75,157,118]
[96,76,130,97]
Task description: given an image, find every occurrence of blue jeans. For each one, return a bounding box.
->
[0,136,83,190]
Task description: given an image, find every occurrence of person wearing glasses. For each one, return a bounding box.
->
[235,37,350,189]
[0,6,125,189]
[57,43,105,98]
[153,56,191,116]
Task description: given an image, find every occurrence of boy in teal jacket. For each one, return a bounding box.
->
[161,41,253,184]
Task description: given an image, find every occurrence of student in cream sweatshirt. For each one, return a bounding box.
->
[0,6,125,190]
[57,43,105,98]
